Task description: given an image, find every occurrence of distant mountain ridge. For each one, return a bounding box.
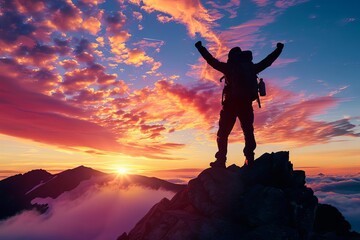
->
[0,165,185,221]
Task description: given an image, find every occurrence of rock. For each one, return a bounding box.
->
[313,203,351,235]
[118,151,358,240]
[188,167,244,218]
[238,185,288,227]
[292,170,306,187]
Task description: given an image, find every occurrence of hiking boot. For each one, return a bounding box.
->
[243,158,254,167]
[210,160,226,168]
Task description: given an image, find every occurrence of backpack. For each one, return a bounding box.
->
[220,51,265,108]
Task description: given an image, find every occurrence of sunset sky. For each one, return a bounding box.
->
[1,0,359,181]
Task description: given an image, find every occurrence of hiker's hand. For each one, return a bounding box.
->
[195,41,202,48]
[277,42,284,50]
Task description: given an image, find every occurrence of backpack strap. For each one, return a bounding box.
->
[220,76,226,105]
[256,95,261,108]
[256,74,261,108]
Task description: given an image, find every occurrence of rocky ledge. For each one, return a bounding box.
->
[118,151,359,240]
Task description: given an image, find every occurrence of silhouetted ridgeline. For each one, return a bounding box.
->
[0,166,185,221]
[118,152,360,240]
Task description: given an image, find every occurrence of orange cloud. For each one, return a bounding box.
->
[59,59,79,70]
[80,0,105,5]
[50,0,83,32]
[109,34,160,72]
[157,14,173,23]
[108,32,131,56]
[133,11,143,21]
[124,48,154,66]
[134,0,221,44]
[96,37,105,47]
[82,17,102,35]
[14,0,46,14]
[14,44,59,69]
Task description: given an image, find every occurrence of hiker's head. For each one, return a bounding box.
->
[240,50,253,62]
[228,47,242,60]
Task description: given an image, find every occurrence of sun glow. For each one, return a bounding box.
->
[116,167,128,175]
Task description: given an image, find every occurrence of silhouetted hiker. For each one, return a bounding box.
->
[195,41,284,168]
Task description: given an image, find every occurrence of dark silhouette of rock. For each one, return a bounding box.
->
[25,165,106,199]
[118,152,359,240]
[118,174,185,193]
[313,204,360,239]
[0,169,52,220]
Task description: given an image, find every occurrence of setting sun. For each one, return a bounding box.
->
[116,167,128,175]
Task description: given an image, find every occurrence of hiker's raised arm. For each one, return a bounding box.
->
[195,41,226,73]
[254,42,284,73]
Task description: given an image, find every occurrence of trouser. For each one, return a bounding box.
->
[215,101,256,162]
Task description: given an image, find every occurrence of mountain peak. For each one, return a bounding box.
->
[118,151,359,240]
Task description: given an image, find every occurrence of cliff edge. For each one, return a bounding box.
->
[118,152,359,240]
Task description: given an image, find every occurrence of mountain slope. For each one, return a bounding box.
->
[0,166,185,221]
[0,169,53,220]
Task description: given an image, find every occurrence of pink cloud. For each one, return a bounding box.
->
[15,43,59,68]
[62,68,98,93]
[0,75,122,152]
[271,58,298,67]
[0,64,185,159]
[220,17,275,49]
[0,58,60,94]
[14,0,46,14]
[252,86,360,145]
[49,1,83,32]
[133,11,143,21]
[252,0,269,7]
[275,0,309,9]
[59,59,79,70]
[133,39,165,52]
[105,11,127,35]
[206,0,240,19]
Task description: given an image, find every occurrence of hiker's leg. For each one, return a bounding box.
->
[239,104,256,163]
[215,107,236,163]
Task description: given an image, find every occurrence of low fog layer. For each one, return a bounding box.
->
[0,181,175,240]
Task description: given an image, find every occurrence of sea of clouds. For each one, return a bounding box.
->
[0,179,175,240]
[306,173,360,232]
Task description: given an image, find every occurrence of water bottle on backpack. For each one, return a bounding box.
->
[258,78,266,96]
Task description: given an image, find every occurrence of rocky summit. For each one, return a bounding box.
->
[118,152,360,240]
